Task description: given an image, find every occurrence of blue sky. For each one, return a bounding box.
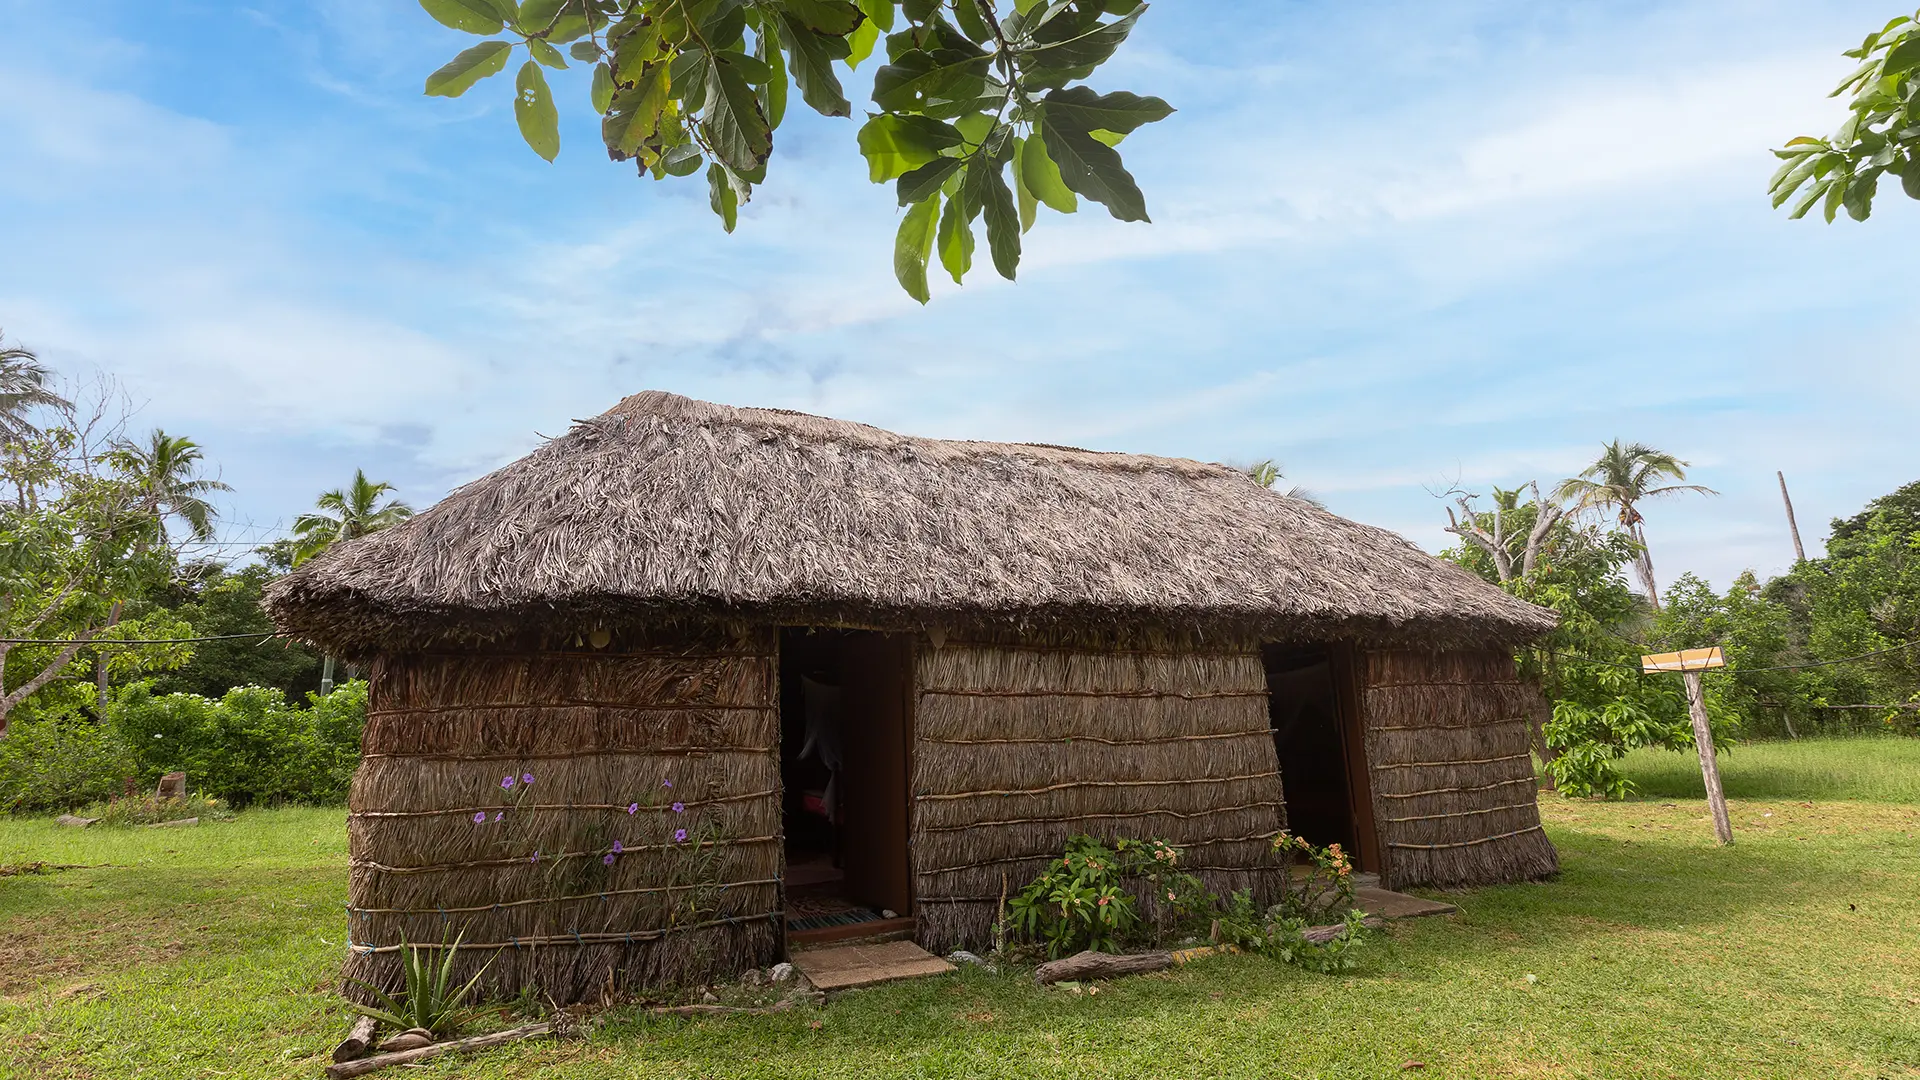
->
[2,0,1916,592]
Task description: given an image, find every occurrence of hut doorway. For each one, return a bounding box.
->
[777,628,914,943]
[1263,644,1379,873]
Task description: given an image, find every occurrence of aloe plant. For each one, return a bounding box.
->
[346,932,495,1038]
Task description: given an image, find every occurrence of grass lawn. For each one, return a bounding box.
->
[1618,735,1920,803]
[3,743,1918,1079]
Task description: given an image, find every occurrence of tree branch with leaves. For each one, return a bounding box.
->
[1771,10,1920,221]
[416,0,1170,300]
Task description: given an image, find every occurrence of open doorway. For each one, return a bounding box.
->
[1262,644,1377,873]
[778,628,914,944]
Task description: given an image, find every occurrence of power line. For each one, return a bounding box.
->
[0,631,286,647]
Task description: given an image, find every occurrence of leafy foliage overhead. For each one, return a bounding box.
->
[415,0,1172,300]
[1771,10,1920,221]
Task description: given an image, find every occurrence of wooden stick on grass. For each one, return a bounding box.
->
[322,1023,552,1079]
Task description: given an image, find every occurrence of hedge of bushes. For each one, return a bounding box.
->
[0,680,367,813]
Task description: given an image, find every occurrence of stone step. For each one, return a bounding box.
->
[789,939,954,992]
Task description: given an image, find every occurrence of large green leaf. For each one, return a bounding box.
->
[514,60,561,161]
[972,154,1020,280]
[757,19,788,128]
[952,0,993,44]
[902,0,940,23]
[528,38,568,68]
[519,0,596,42]
[602,61,670,156]
[1018,128,1077,213]
[894,193,940,302]
[896,156,961,205]
[613,19,665,82]
[701,50,774,171]
[708,163,740,231]
[936,186,975,283]
[424,40,513,97]
[1041,86,1173,135]
[856,0,894,32]
[1021,3,1142,70]
[420,0,505,34]
[858,114,963,181]
[847,19,881,69]
[777,12,853,117]
[872,49,992,112]
[1041,102,1148,220]
[590,62,616,112]
[784,0,865,36]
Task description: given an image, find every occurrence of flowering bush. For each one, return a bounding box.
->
[1269,831,1356,922]
[1007,835,1211,958]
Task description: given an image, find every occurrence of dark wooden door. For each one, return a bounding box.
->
[836,632,914,915]
[1328,644,1381,875]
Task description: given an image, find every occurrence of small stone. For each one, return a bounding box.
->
[946,950,992,970]
[880,909,898,919]
[701,990,719,1004]
[769,962,795,982]
[55,815,97,828]
[740,968,765,987]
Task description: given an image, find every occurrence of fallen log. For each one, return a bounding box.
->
[1034,950,1174,985]
[322,1022,551,1079]
[331,1015,379,1063]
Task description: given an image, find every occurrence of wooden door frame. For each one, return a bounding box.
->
[1327,643,1382,876]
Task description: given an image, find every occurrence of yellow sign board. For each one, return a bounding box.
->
[1640,646,1726,673]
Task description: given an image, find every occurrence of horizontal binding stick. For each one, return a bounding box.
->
[400,648,778,661]
[351,834,778,874]
[1381,801,1541,824]
[937,641,1261,658]
[350,791,777,817]
[361,747,773,761]
[1384,825,1545,850]
[1363,679,1529,690]
[367,701,776,718]
[348,876,782,915]
[917,729,1273,747]
[919,688,1269,701]
[1370,752,1531,770]
[917,832,1283,875]
[916,801,1284,832]
[1368,717,1532,733]
[916,771,1278,800]
[348,911,780,953]
[1375,777,1536,798]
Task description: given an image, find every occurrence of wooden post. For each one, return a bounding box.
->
[1777,471,1806,564]
[1683,671,1733,846]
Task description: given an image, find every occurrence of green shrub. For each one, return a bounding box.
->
[0,713,138,813]
[108,680,366,807]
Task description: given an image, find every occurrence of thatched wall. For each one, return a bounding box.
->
[911,640,1288,952]
[344,626,781,1004]
[1361,649,1558,890]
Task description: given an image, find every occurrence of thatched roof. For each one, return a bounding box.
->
[265,391,1554,653]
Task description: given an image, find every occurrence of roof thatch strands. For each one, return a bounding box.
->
[266,391,1554,654]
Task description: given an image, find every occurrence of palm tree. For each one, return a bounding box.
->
[291,470,413,694]
[108,429,232,543]
[1554,440,1716,609]
[1248,460,1324,508]
[290,470,414,566]
[0,333,72,444]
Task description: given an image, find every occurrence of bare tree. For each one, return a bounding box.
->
[1442,481,1568,585]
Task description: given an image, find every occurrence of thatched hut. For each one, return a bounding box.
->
[266,391,1558,1001]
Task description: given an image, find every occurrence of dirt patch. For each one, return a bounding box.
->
[0,911,191,997]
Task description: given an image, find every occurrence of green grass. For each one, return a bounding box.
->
[4,745,1920,1079]
[1619,735,1920,802]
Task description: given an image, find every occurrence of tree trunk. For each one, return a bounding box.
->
[94,601,124,718]
[320,655,336,696]
[323,1023,552,1079]
[1633,526,1661,609]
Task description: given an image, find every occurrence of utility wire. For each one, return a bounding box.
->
[0,631,285,647]
[1544,639,1920,676]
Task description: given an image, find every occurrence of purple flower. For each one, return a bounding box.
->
[530,851,540,863]
[501,776,515,790]
[494,811,504,822]
[662,778,673,789]
[671,802,684,814]
[674,828,688,843]
[627,802,639,815]
[521,773,535,785]
[473,812,486,824]
[611,841,624,854]
[603,853,616,865]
